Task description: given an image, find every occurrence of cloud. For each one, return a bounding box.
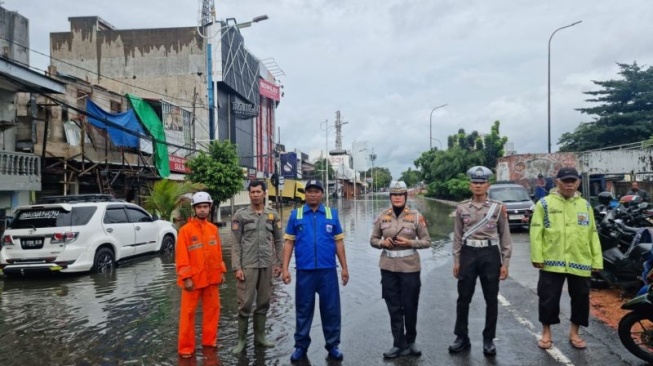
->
[6,0,653,179]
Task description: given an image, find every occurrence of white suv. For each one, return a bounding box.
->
[0,195,177,275]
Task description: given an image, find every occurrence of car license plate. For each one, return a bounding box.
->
[22,239,43,248]
[509,214,525,220]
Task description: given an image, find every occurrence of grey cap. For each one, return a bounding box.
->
[467,166,493,183]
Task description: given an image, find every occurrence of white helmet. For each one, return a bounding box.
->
[389,181,408,194]
[191,191,213,206]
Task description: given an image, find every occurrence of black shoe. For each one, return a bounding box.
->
[383,346,410,359]
[407,343,422,356]
[448,336,471,353]
[483,339,496,356]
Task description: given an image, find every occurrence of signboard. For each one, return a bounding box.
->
[231,101,259,118]
[259,79,281,101]
[169,155,190,173]
[280,152,298,179]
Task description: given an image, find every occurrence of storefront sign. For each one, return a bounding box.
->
[259,79,281,101]
[231,101,259,118]
[169,155,190,173]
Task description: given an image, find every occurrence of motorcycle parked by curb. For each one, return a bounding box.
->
[619,285,653,363]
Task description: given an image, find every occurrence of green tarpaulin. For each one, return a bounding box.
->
[126,94,170,178]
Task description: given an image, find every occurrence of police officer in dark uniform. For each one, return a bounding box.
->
[448,166,513,356]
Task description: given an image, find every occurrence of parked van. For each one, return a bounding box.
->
[267,179,306,204]
[488,182,534,229]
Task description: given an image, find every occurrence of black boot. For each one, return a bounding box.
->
[448,336,471,353]
[383,346,410,359]
[483,338,496,356]
[407,343,422,356]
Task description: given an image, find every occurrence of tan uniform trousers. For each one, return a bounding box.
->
[236,267,274,317]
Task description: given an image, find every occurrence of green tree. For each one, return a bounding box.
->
[312,158,335,181]
[399,167,420,187]
[417,121,508,199]
[559,62,653,151]
[368,167,392,191]
[484,121,509,170]
[141,179,205,223]
[185,141,244,211]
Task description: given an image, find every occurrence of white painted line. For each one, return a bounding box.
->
[498,293,575,366]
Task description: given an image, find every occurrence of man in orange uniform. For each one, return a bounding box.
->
[176,192,227,358]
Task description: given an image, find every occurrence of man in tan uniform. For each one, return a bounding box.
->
[449,166,512,356]
[231,180,284,354]
[370,181,432,359]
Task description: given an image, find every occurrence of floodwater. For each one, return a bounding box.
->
[0,197,454,365]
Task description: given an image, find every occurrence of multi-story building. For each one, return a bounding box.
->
[49,15,280,181]
[0,6,65,219]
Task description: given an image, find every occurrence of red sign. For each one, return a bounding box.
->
[169,155,190,173]
[259,79,281,101]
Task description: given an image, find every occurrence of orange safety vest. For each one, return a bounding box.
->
[176,217,226,288]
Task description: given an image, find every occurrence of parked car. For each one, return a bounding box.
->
[0,195,176,276]
[488,182,534,229]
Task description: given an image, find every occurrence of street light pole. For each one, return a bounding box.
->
[548,20,582,153]
[430,104,448,150]
[321,119,332,206]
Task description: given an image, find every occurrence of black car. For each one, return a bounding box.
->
[488,183,534,229]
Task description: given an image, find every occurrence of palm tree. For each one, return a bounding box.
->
[141,180,205,223]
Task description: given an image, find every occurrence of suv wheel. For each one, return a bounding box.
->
[92,247,115,273]
[160,235,175,255]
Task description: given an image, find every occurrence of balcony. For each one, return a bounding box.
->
[0,151,41,191]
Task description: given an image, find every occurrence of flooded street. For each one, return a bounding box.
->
[0,197,455,365]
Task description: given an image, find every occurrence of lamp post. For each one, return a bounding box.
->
[369,150,377,193]
[321,119,333,206]
[430,104,448,150]
[547,20,582,153]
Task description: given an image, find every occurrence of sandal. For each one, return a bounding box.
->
[179,353,193,359]
[569,338,587,349]
[537,339,553,349]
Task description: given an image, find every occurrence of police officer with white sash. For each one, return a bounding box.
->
[448,166,513,356]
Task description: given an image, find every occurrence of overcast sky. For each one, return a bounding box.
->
[5,0,653,178]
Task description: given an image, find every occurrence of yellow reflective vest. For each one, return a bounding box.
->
[529,191,603,277]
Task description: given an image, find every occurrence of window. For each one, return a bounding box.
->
[110,100,122,113]
[126,207,152,223]
[104,208,129,224]
[11,207,97,228]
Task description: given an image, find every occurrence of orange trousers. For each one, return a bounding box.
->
[178,285,220,355]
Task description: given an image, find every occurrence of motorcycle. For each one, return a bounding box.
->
[594,209,653,291]
[618,285,653,363]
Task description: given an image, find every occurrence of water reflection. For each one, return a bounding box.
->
[0,196,454,365]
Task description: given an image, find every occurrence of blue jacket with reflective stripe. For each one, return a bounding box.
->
[284,204,345,270]
[529,190,603,277]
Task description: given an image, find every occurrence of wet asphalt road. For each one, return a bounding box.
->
[0,196,647,365]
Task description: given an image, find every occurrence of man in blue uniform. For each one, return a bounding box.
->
[281,179,350,362]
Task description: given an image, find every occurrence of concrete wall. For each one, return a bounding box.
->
[50,17,210,146]
[498,149,653,194]
[0,7,29,64]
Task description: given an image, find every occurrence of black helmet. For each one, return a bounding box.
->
[597,191,613,206]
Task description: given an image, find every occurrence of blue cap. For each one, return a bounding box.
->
[467,166,493,183]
